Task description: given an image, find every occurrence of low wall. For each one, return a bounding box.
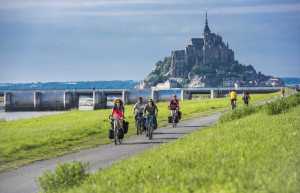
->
[3,87,281,111]
[5,91,35,111]
[38,91,68,110]
[127,89,151,103]
[156,89,182,101]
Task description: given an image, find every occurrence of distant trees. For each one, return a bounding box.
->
[144,56,270,87]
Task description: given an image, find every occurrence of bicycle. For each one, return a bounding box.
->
[171,109,179,128]
[135,113,144,135]
[146,114,156,140]
[109,115,124,145]
[231,99,237,110]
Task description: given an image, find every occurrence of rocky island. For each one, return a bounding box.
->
[142,13,283,89]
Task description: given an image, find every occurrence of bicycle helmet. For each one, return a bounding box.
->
[114,98,121,104]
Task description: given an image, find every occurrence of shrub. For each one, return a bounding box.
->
[266,93,300,115]
[220,105,257,123]
[286,93,300,107]
[38,161,89,193]
[266,99,289,115]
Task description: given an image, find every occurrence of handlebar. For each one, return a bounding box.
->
[109,115,125,120]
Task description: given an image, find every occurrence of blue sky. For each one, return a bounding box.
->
[0,0,300,83]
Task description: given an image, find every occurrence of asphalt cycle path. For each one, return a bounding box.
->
[0,113,221,193]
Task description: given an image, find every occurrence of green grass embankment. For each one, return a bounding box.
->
[0,93,277,172]
[59,96,299,193]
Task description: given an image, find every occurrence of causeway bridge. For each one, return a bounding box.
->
[0,87,283,111]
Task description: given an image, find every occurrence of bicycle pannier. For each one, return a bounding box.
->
[108,129,114,139]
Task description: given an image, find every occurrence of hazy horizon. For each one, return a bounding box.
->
[1,0,300,83]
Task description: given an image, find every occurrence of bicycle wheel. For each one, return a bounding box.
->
[118,131,122,144]
[135,119,139,135]
[148,118,153,140]
[140,118,145,135]
[172,112,177,128]
[145,118,149,137]
[114,128,118,145]
[233,102,236,110]
[148,126,152,140]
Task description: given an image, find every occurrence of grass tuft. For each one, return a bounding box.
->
[265,93,300,115]
[219,105,258,123]
[220,92,300,122]
[38,161,88,193]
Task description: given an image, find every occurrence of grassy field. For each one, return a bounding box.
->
[0,93,278,172]
[60,99,299,193]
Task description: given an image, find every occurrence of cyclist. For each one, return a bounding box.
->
[133,97,145,119]
[111,98,125,130]
[281,87,285,98]
[143,98,158,130]
[242,91,250,106]
[229,90,237,110]
[133,97,145,134]
[168,95,180,118]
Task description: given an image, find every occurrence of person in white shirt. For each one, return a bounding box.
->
[133,97,146,134]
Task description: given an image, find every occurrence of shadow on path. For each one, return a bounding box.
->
[154,132,188,135]
[152,137,179,140]
[121,141,165,145]
[182,125,209,128]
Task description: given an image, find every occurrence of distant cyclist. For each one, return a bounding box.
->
[229,90,237,110]
[144,98,158,129]
[133,97,145,134]
[281,87,285,98]
[242,91,250,106]
[111,98,125,130]
[168,95,180,117]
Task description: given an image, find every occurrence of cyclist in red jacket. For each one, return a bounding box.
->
[111,98,124,129]
[168,95,180,117]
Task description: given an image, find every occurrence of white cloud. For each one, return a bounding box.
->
[1,1,300,23]
[61,3,300,17]
[0,0,183,9]
[211,3,300,15]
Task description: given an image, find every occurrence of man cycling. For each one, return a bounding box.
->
[281,87,285,98]
[133,97,145,118]
[143,98,158,130]
[229,90,237,110]
[242,91,250,106]
[133,97,145,134]
[169,95,180,117]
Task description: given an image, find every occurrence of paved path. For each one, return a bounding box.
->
[0,113,221,193]
[0,111,64,121]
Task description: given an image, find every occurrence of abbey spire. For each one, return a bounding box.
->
[204,12,211,35]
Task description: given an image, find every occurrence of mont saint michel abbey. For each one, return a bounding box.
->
[144,13,283,88]
[170,13,234,78]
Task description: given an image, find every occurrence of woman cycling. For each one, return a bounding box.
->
[111,98,125,130]
[144,98,158,130]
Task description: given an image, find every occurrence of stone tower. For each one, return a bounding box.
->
[169,12,235,78]
[203,12,210,65]
[204,12,211,36]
